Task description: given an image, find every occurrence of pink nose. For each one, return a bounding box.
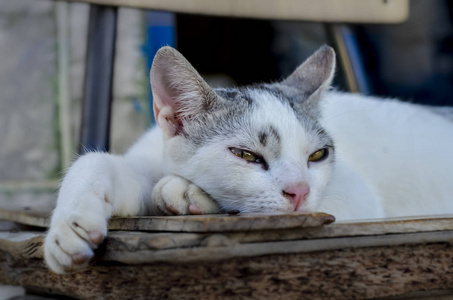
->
[283,183,310,211]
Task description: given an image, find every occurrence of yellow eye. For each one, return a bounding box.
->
[242,151,256,162]
[230,148,261,163]
[231,148,241,157]
[308,148,328,162]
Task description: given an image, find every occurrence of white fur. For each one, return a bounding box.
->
[44,92,453,274]
[321,92,453,218]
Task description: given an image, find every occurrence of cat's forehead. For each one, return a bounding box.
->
[212,86,331,153]
[214,84,313,124]
[248,88,315,142]
[214,86,299,131]
[214,83,310,112]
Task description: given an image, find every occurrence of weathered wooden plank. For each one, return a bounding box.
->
[318,215,453,236]
[3,226,453,264]
[222,215,453,245]
[0,209,49,228]
[108,212,335,232]
[52,0,409,23]
[0,208,335,232]
[105,230,453,264]
[4,206,453,237]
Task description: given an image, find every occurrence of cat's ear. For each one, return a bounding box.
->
[150,46,218,138]
[282,45,335,97]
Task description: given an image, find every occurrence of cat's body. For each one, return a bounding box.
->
[320,92,453,218]
[44,46,453,274]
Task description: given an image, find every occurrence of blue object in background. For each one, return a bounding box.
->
[143,11,176,124]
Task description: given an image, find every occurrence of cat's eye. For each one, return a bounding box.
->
[308,148,329,162]
[230,148,263,164]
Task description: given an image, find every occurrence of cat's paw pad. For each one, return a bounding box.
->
[151,175,220,215]
[44,211,107,274]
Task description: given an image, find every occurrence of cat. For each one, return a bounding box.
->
[44,46,453,274]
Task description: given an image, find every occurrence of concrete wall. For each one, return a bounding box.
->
[0,0,149,210]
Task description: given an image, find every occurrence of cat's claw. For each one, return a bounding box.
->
[151,175,220,215]
[44,211,107,274]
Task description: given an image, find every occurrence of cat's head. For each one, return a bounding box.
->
[150,46,336,213]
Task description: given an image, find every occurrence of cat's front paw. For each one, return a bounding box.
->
[150,175,220,215]
[44,210,107,274]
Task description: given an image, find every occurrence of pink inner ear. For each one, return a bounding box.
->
[152,100,161,124]
[152,86,183,137]
[151,70,171,120]
[155,105,182,137]
[151,67,184,137]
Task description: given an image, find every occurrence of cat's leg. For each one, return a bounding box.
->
[44,152,149,274]
[149,175,221,215]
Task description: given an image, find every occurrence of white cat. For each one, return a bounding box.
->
[44,46,453,274]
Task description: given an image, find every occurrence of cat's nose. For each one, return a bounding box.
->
[282,183,310,211]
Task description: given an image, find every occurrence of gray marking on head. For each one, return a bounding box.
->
[268,126,282,159]
[269,126,281,146]
[257,125,281,159]
[180,87,256,146]
[253,84,335,152]
[215,88,254,105]
[258,131,267,147]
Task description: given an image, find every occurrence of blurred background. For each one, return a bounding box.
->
[0,0,452,212]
